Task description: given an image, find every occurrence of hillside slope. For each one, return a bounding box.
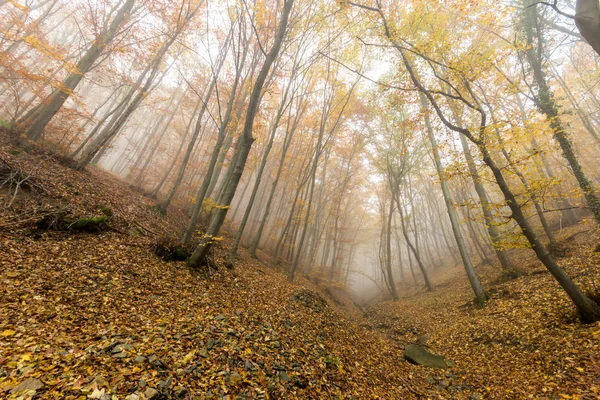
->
[0,131,437,398]
[366,232,600,399]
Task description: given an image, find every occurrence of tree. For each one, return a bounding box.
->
[574,0,600,56]
[421,94,488,305]
[20,0,136,141]
[75,0,204,170]
[188,0,295,268]
[182,7,251,245]
[520,0,600,223]
[349,0,600,322]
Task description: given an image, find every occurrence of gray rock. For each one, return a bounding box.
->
[174,387,188,398]
[133,355,147,364]
[113,343,134,353]
[152,358,168,369]
[10,378,44,394]
[404,344,450,369]
[112,351,127,358]
[158,377,172,390]
[125,394,140,400]
[144,387,159,400]
[273,363,286,371]
[100,394,112,400]
[279,371,291,382]
[215,315,226,321]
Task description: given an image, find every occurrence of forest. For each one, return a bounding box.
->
[1,0,600,398]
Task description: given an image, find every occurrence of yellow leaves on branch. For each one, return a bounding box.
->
[198,233,225,245]
[23,35,65,63]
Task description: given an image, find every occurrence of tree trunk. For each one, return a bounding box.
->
[516,95,579,225]
[274,169,310,257]
[575,0,600,57]
[133,92,183,186]
[188,0,294,267]
[158,54,225,213]
[423,96,487,304]
[182,44,247,246]
[22,0,135,141]
[248,109,300,257]
[457,124,515,270]
[385,198,399,300]
[524,2,600,223]
[396,189,433,292]
[229,65,297,257]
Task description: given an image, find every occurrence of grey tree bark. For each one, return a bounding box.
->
[575,0,600,56]
[188,0,295,268]
[523,2,600,223]
[229,54,299,257]
[422,95,487,304]
[385,196,399,300]
[22,0,135,141]
[248,92,307,257]
[395,188,433,292]
[182,22,248,246]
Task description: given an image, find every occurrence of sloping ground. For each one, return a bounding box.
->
[0,131,441,399]
[367,228,600,399]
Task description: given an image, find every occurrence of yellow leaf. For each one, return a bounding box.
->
[1,329,16,337]
[182,350,196,363]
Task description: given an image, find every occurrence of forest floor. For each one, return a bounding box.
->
[0,129,599,400]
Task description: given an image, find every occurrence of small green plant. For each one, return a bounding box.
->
[324,355,340,368]
[99,206,113,217]
[36,212,110,232]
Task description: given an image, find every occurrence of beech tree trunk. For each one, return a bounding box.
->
[454,118,516,270]
[157,60,226,212]
[274,167,310,257]
[423,96,487,304]
[523,2,600,224]
[396,191,433,292]
[188,0,294,268]
[575,0,600,57]
[385,198,399,300]
[515,95,579,226]
[248,101,304,257]
[229,60,298,256]
[182,33,247,246]
[22,0,135,141]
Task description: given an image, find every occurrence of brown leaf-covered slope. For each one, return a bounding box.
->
[0,131,439,399]
[367,229,600,399]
